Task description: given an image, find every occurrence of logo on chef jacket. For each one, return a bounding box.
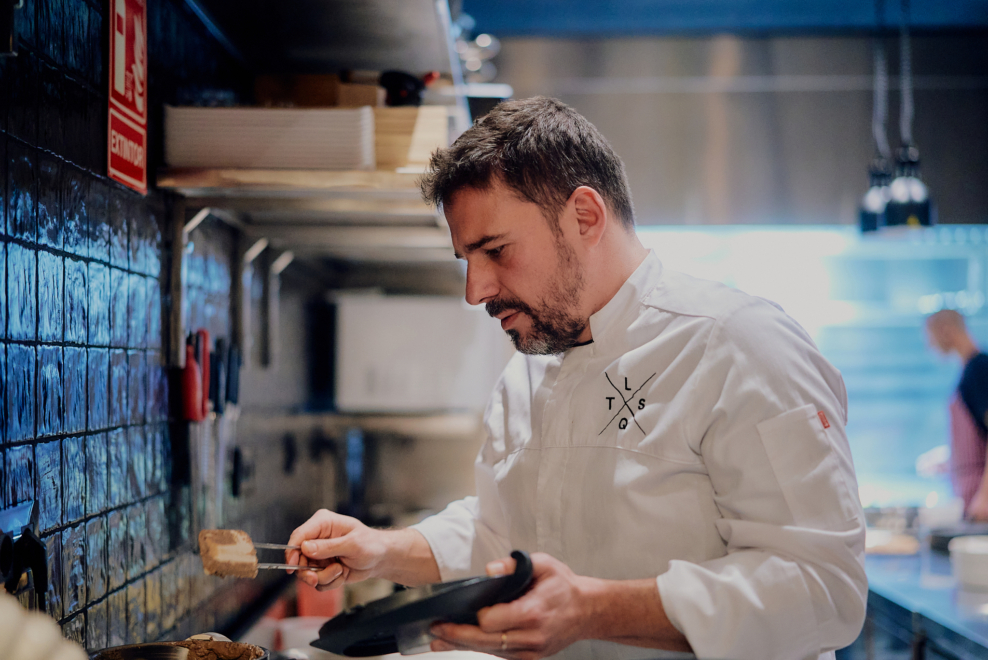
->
[600,372,656,436]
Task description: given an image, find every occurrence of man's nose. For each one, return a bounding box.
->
[465,259,497,306]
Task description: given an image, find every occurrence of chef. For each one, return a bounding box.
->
[288,97,867,660]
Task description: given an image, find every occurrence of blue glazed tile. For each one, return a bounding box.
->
[6,445,33,505]
[62,436,85,523]
[127,504,147,580]
[128,425,146,501]
[62,523,86,617]
[64,347,87,433]
[44,533,62,620]
[109,349,128,427]
[37,156,63,249]
[155,425,170,493]
[7,243,37,341]
[88,4,103,91]
[7,141,37,242]
[6,344,36,442]
[85,88,105,175]
[129,274,147,349]
[147,277,161,350]
[108,427,128,507]
[146,352,163,423]
[146,424,161,494]
[7,51,37,145]
[1,243,6,339]
[146,568,161,640]
[62,76,88,171]
[64,0,89,77]
[108,588,127,648]
[107,508,126,592]
[63,168,87,258]
[36,439,61,532]
[37,0,64,66]
[37,345,63,437]
[37,251,64,342]
[148,495,166,568]
[86,515,107,604]
[87,181,110,262]
[109,195,129,269]
[88,262,110,346]
[65,258,87,343]
[129,205,150,275]
[87,599,108,652]
[146,207,162,278]
[62,612,85,649]
[126,581,145,645]
[0,345,4,447]
[38,65,64,156]
[160,561,178,632]
[85,433,107,515]
[87,348,108,431]
[110,268,128,347]
[128,351,146,425]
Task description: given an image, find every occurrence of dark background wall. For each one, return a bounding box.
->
[0,0,325,652]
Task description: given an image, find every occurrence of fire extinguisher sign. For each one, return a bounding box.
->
[107,0,148,194]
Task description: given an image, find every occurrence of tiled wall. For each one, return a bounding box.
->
[0,0,324,651]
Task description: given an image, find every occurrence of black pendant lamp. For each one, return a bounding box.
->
[860,18,892,233]
[884,0,935,228]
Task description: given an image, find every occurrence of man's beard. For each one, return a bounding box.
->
[485,244,587,355]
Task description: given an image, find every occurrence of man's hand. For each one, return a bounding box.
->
[286,509,441,590]
[969,489,988,521]
[430,553,589,659]
[430,553,691,659]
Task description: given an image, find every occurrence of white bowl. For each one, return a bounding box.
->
[949,535,988,590]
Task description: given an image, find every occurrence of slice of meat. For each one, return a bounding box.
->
[198,529,258,579]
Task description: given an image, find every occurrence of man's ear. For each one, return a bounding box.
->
[569,186,608,246]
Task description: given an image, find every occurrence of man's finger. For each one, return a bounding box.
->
[313,561,344,586]
[486,556,517,577]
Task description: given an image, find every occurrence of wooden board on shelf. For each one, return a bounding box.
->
[374,107,449,172]
[157,168,426,197]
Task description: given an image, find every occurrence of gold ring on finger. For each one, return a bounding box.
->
[501,632,508,651]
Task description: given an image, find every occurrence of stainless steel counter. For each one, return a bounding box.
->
[863,552,988,659]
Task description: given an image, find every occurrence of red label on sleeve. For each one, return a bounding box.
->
[818,411,830,429]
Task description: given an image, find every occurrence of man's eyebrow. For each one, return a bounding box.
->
[453,234,506,260]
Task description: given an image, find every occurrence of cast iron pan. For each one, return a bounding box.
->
[312,550,533,657]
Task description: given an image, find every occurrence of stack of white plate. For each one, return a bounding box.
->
[949,535,988,590]
[164,106,375,170]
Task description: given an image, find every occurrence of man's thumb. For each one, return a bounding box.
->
[301,538,345,560]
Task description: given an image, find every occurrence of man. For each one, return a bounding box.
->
[288,97,867,659]
[926,309,988,520]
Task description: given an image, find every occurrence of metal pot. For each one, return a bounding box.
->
[89,640,270,660]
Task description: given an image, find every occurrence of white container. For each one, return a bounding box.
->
[164,106,375,170]
[949,535,988,590]
[334,294,513,413]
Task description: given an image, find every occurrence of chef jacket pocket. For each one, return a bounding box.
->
[756,403,859,530]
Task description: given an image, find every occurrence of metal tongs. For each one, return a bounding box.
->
[254,542,322,571]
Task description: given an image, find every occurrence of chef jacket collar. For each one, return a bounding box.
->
[575,250,662,356]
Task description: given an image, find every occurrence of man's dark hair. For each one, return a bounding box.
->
[420,96,635,231]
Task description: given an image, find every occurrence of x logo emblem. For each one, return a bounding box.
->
[599,372,657,436]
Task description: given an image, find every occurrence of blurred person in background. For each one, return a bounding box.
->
[926,309,988,520]
[0,592,86,660]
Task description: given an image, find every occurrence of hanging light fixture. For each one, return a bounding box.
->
[860,3,892,233]
[884,0,935,228]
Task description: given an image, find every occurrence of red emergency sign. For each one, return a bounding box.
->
[107,0,148,194]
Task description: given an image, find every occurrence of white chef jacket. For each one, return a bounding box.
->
[413,251,867,660]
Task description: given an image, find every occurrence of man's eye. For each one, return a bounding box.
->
[486,246,504,258]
